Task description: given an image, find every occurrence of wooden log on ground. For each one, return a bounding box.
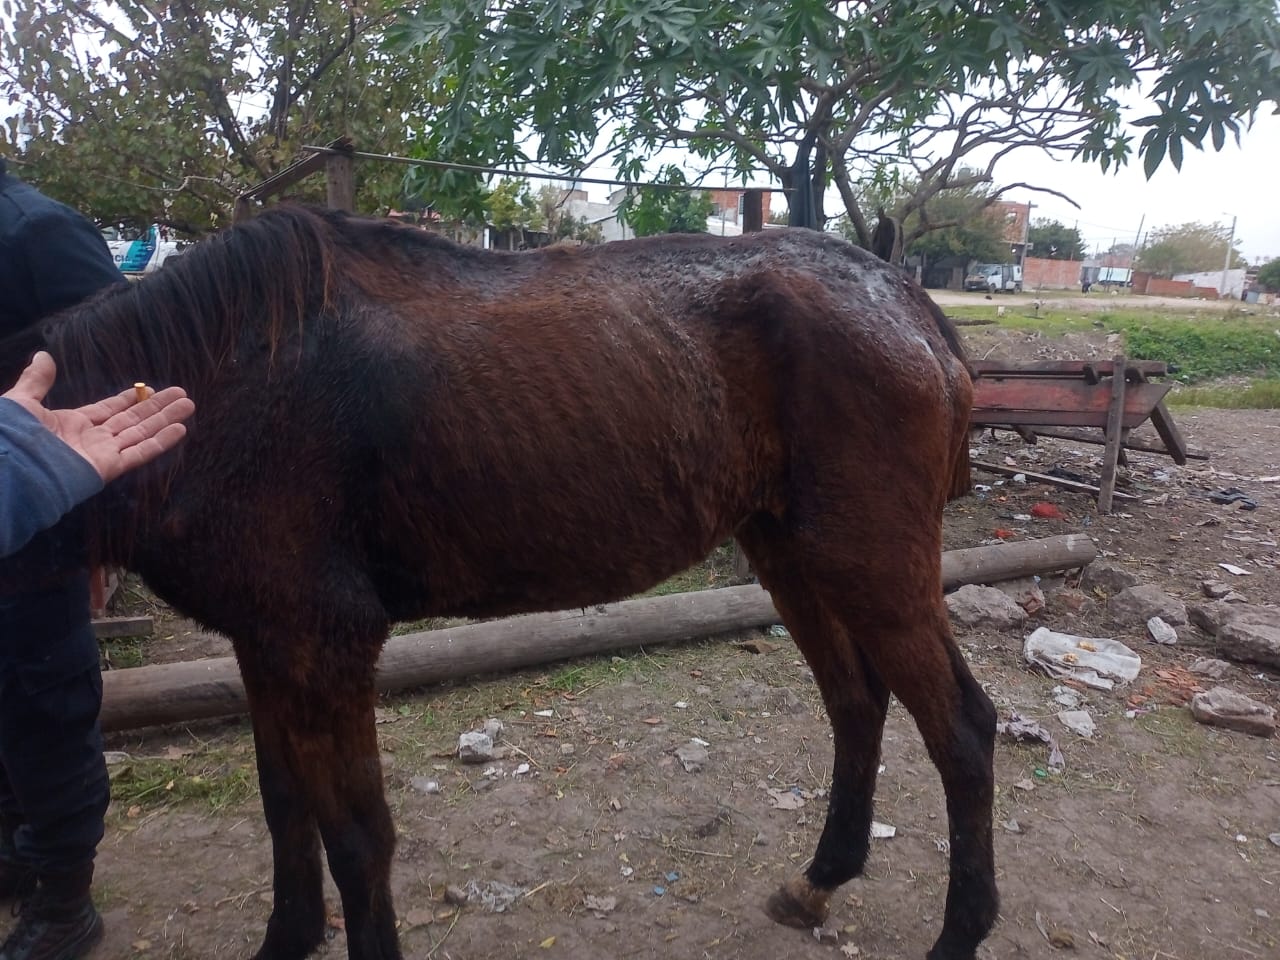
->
[98,534,1097,731]
[92,616,154,640]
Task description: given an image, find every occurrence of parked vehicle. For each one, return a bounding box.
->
[101,224,187,276]
[964,262,1022,293]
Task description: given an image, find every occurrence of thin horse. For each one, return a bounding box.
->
[0,207,996,960]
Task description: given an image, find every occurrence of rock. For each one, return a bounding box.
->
[1201,580,1232,599]
[1146,616,1178,645]
[945,584,1027,631]
[1189,687,1277,738]
[1217,606,1280,669]
[1057,710,1096,738]
[1189,601,1237,637]
[675,742,709,773]
[1052,686,1082,709]
[728,680,805,714]
[1189,658,1232,680]
[483,718,504,740]
[997,577,1046,615]
[1047,588,1096,617]
[560,743,576,757]
[457,731,495,764]
[443,885,469,906]
[1080,561,1141,596]
[1108,584,1187,626]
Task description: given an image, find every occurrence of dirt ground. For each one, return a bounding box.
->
[17,330,1279,960]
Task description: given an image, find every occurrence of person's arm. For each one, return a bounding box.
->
[21,208,125,317]
[0,352,195,558]
[0,398,103,557]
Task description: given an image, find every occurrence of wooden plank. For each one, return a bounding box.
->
[969,359,1168,378]
[741,189,764,233]
[971,379,1171,429]
[93,616,154,640]
[325,150,355,212]
[971,460,1138,500]
[1146,400,1189,466]
[1097,356,1129,513]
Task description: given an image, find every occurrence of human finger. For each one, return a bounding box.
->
[3,351,57,404]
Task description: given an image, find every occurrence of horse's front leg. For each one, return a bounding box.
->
[246,704,326,960]
[242,652,399,960]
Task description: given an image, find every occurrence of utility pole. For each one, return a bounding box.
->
[1130,214,1145,267]
[1220,214,1238,299]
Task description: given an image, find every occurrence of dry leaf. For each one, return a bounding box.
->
[540,936,556,948]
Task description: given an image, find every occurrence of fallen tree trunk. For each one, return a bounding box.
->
[99,533,1096,732]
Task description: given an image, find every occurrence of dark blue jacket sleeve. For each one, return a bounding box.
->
[0,398,103,558]
[21,209,126,318]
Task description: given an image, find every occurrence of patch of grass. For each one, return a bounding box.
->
[109,749,258,815]
[100,636,146,669]
[1166,378,1280,408]
[1107,312,1279,382]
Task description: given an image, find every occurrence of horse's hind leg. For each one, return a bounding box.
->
[738,518,890,929]
[240,631,399,960]
[740,518,997,960]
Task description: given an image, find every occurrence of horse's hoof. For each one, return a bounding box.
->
[764,876,830,929]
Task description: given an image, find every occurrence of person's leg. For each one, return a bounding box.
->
[0,572,108,960]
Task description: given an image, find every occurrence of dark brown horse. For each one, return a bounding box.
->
[0,207,995,960]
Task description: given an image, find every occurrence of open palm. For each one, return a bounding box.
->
[3,352,195,484]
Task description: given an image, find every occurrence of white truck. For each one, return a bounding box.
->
[963,262,1023,293]
[101,224,186,277]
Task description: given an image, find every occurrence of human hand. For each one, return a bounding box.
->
[2,351,195,484]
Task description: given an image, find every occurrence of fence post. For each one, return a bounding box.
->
[325,144,356,212]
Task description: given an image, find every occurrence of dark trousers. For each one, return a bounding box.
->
[0,569,109,873]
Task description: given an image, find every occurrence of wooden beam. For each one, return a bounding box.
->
[325,149,355,212]
[1097,355,1129,513]
[969,359,1169,378]
[741,189,764,233]
[97,536,1097,732]
[971,460,1139,500]
[93,616,154,640]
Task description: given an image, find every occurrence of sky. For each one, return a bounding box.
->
[992,110,1280,264]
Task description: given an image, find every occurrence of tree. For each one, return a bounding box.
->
[1136,222,1247,277]
[1253,259,1280,293]
[1027,219,1085,260]
[1,1,441,233]
[617,166,714,236]
[837,171,1007,268]
[390,1,1280,244]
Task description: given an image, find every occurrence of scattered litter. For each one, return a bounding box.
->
[583,894,616,916]
[103,751,132,766]
[652,886,666,897]
[1002,819,1023,834]
[1209,487,1257,510]
[1147,616,1178,645]
[870,821,897,839]
[840,945,862,957]
[483,718,503,739]
[1024,628,1141,690]
[410,777,441,795]
[1269,834,1280,848]
[1051,686,1082,709]
[1057,710,1096,739]
[1031,502,1066,520]
[673,701,689,709]
[813,925,840,944]
[767,788,806,810]
[997,712,1066,769]
[1218,563,1252,577]
[620,866,634,878]
[665,871,680,883]
[462,879,526,913]
[768,625,791,639]
[675,742,709,773]
[514,763,531,776]
[533,709,555,718]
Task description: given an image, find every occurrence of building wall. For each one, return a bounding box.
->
[1024,256,1084,290]
[1171,268,1248,299]
[1131,272,1220,298]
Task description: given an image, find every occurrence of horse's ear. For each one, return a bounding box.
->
[0,327,48,392]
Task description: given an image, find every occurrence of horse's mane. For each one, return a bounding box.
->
[38,205,359,409]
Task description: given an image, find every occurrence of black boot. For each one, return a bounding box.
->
[0,863,103,960]
[0,818,35,903]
